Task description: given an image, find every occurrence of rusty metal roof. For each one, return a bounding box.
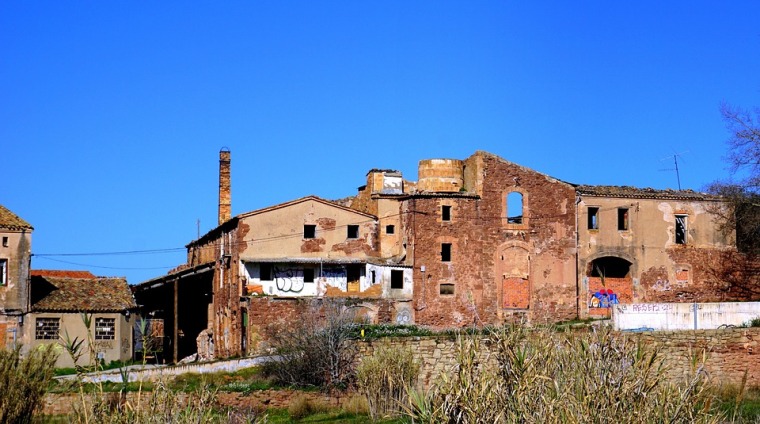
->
[31,276,137,312]
[0,204,33,231]
[575,185,720,201]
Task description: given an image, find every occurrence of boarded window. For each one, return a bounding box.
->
[303,268,314,283]
[385,225,395,234]
[675,215,688,244]
[95,317,116,340]
[35,318,60,340]
[303,225,316,239]
[588,207,599,230]
[347,225,359,239]
[618,208,629,231]
[442,205,452,221]
[441,243,452,262]
[391,270,403,289]
[260,264,273,281]
[507,192,523,224]
[440,284,455,295]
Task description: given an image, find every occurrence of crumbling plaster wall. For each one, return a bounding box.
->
[578,196,737,315]
[0,229,31,313]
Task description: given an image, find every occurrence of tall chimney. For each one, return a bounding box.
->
[218,148,231,225]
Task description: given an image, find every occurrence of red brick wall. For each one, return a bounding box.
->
[406,153,579,327]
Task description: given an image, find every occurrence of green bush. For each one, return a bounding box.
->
[0,344,58,424]
[357,344,419,419]
[408,326,721,424]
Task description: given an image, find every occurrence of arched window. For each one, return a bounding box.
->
[506,192,523,224]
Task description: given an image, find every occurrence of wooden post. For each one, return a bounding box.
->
[173,278,179,363]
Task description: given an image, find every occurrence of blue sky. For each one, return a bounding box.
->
[2,1,759,283]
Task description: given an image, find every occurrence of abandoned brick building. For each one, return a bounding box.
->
[135,149,741,360]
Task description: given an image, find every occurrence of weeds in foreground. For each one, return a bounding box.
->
[0,344,58,424]
[357,344,419,420]
[406,326,721,424]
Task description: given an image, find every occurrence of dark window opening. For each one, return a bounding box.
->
[391,270,403,289]
[588,207,599,230]
[371,270,376,284]
[347,225,359,239]
[0,259,6,286]
[2,237,7,247]
[675,215,687,244]
[440,284,455,295]
[260,263,273,281]
[386,225,395,234]
[303,268,314,283]
[507,192,523,224]
[588,256,632,278]
[618,208,629,231]
[442,205,452,221]
[304,225,316,239]
[441,243,452,262]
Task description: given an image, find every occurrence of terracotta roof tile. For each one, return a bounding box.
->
[575,185,720,201]
[31,270,98,279]
[31,276,137,312]
[0,204,33,231]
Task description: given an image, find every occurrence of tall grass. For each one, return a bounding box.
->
[357,344,419,419]
[407,326,721,424]
[0,344,58,424]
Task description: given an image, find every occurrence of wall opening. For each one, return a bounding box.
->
[442,205,452,221]
[441,243,452,262]
[385,225,395,234]
[588,256,632,278]
[675,215,688,244]
[391,270,403,289]
[588,207,599,230]
[303,268,314,283]
[507,192,523,224]
[618,208,629,231]
[347,225,359,239]
[260,264,273,281]
[440,283,455,295]
[303,225,316,239]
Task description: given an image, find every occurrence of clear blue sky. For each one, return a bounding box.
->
[2,1,759,283]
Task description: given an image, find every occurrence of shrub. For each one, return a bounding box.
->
[288,394,314,420]
[408,326,721,424]
[343,393,370,415]
[357,344,419,419]
[0,344,58,424]
[261,300,359,390]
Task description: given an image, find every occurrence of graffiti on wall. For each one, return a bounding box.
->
[589,288,619,308]
[273,266,305,293]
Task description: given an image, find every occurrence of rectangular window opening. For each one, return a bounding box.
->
[260,263,273,281]
[303,224,316,239]
[588,207,599,230]
[617,208,629,231]
[371,270,376,284]
[2,237,7,247]
[391,270,403,289]
[95,317,116,340]
[303,268,314,283]
[35,318,60,340]
[385,224,395,234]
[0,259,6,286]
[440,284,455,295]
[675,215,688,244]
[347,225,359,239]
[442,205,452,221]
[441,243,452,262]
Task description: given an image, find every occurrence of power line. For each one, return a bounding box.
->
[34,256,176,271]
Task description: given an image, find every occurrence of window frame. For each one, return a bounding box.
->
[588,207,600,230]
[35,317,60,340]
[347,225,360,239]
[441,243,452,262]
[675,214,688,244]
[617,208,629,231]
[390,270,404,289]
[95,317,116,340]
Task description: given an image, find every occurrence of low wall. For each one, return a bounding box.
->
[613,302,760,330]
[356,328,760,389]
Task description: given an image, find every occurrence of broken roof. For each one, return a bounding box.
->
[0,204,33,231]
[575,185,720,201]
[31,276,137,313]
[31,270,98,279]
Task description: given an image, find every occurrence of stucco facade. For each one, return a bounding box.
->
[0,205,33,348]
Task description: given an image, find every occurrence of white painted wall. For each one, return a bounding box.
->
[612,302,760,331]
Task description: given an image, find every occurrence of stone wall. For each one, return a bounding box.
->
[356,328,760,390]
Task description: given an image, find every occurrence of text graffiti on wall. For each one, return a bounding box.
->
[273,266,305,293]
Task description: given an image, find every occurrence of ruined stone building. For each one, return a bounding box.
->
[135,149,742,361]
[0,205,33,347]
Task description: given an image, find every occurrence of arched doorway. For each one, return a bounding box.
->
[587,256,633,316]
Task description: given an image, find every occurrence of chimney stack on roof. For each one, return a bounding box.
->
[218,148,231,225]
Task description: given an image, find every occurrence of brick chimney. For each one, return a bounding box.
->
[218,148,231,225]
